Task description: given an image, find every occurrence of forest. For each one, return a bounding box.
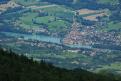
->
[0,48,121,81]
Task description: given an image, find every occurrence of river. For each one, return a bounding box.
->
[1,31,92,49]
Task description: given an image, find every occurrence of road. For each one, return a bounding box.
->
[27,4,57,9]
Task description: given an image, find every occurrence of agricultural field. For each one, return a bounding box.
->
[78,9,109,21]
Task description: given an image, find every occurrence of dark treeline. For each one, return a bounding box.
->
[0,48,121,81]
[0,0,10,4]
[92,44,121,51]
[41,0,114,10]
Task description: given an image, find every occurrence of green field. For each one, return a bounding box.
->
[16,12,70,31]
[41,5,74,22]
[29,50,92,63]
[14,4,73,32]
[12,0,38,6]
[35,16,70,31]
[95,62,121,73]
[16,12,39,29]
[102,22,121,31]
[42,5,73,14]
[12,0,50,6]
[97,0,119,5]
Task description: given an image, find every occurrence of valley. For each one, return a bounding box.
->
[0,0,121,73]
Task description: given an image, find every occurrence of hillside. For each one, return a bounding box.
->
[0,48,121,81]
